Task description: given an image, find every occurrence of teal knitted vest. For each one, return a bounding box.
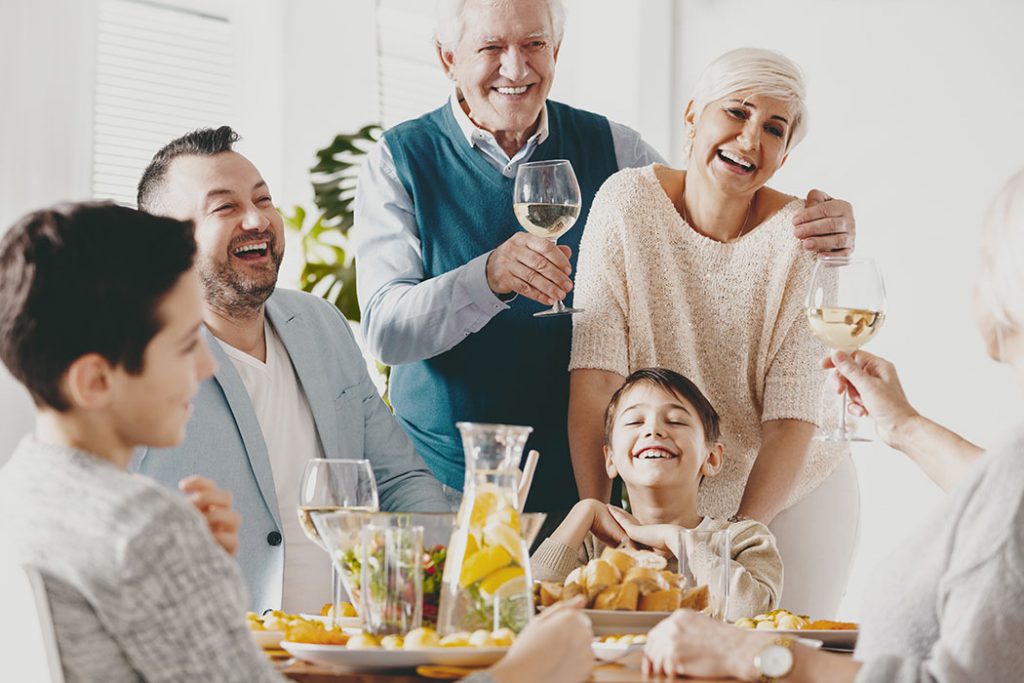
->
[385,100,618,512]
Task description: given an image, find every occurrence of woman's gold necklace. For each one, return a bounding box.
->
[680,188,756,242]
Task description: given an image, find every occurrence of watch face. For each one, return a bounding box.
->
[759,644,795,677]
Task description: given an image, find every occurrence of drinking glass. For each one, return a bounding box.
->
[360,523,424,637]
[297,459,379,626]
[805,256,887,442]
[675,528,731,621]
[513,159,583,317]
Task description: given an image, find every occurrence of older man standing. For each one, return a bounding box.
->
[134,127,449,613]
[353,0,855,520]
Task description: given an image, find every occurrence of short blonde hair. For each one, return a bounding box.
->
[976,169,1024,344]
[688,47,809,154]
[434,0,566,50]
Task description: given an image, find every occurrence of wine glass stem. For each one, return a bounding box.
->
[839,384,850,436]
[331,565,342,629]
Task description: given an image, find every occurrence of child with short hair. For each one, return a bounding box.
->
[532,368,783,619]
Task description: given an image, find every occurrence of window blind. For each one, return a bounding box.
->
[92,0,235,206]
[375,0,450,129]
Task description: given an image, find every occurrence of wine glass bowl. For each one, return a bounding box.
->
[297,459,379,625]
[513,159,584,317]
[805,256,887,441]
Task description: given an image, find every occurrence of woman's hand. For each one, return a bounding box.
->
[823,350,920,450]
[487,597,594,683]
[793,189,856,255]
[606,506,678,557]
[179,475,242,556]
[644,609,767,680]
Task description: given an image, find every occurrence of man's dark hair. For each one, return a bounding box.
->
[137,125,240,210]
[604,367,722,445]
[0,202,196,411]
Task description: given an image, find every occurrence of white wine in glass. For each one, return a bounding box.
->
[805,257,887,442]
[297,459,379,624]
[513,159,583,317]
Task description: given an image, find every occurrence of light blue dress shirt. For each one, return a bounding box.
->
[352,95,665,365]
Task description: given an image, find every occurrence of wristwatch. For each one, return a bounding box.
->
[754,636,795,682]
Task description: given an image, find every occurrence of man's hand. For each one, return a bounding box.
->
[179,475,242,556]
[643,609,768,680]
[485,232,574,305]
[793,189,855,255]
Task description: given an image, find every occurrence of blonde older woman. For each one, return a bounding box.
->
[640,169,1024,683]
[568,48,854,617]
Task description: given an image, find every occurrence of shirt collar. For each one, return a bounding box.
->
[449,90,549,150]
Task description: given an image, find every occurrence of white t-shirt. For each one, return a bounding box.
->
[218,321,330,614]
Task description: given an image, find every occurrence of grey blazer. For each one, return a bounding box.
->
[134,288,448,611]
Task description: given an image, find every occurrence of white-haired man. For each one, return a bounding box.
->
[352,0,856,524]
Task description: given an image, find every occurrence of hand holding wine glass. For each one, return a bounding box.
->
[513,159,584,317]
[806,256,887,441]
[297,459,379,624]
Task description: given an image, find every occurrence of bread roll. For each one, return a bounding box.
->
[623,567,669,595]
[582,559,621,600]
[638,588,682,612]
[538,581,563,607]
[600,547,636,575]
[564,566,583,587]
[562,581,584,602]
[679,585,709,611]
[626,549,668,570]
[593,581,640,611]
[660,570,689,590]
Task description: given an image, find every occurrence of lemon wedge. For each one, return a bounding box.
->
[459,545,512,587]
[483,521,525,565]
[479,565,525,596]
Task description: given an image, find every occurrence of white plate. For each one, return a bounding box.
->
[249,629,284,649]
[298,613,361,629]
[592,641,645,668]
[767,629,857,649]
[583,609,671,636]
[281,641,509,670]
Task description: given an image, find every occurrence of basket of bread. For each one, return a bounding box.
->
[536,547,709,635]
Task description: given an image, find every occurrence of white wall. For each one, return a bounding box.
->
[674,0,1024,619]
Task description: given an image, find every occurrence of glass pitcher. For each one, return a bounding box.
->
[437,423,535,635]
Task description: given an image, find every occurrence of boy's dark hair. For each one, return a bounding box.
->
[0,202,196,411]
[137,125,240,210]
[604,367,722,445]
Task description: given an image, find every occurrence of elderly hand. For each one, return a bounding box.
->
[606,505,677,557]
[823,350,920,449]
[793,189,855,255]
[644,609,767,680]
[179,475,242,556]
[485,232,574,305]
[487,597,594,683]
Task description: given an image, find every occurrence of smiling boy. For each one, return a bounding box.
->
[0,203,285,681]
[531,368,783,620]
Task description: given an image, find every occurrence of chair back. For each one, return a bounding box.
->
[0,544,65,683]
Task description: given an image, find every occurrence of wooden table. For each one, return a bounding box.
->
[281,660,730,682]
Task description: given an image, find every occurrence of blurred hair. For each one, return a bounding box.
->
[976,168,1024,355]
[604,368,722,445]
[0,202,196,411]
[137,125,240,211]
[434,0,565,50]
[687,47,809,155]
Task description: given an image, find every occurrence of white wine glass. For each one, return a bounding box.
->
[513,159,583,317]
[297,459,379,626]
[806,256,887,442]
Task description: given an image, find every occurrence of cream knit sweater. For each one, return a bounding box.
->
[571,165,846,518]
